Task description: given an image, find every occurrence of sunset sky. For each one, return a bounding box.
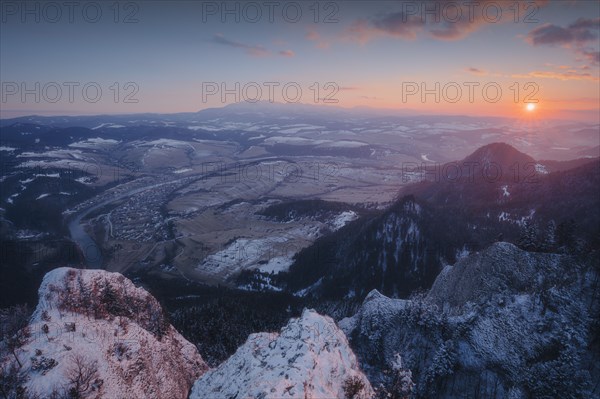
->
[1,0,599,120]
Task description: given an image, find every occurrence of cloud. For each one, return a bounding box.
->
[278,50,295,57]
[342,13,425,44]
[428,0,549,40]
[342,1,550,44]
[212,34,270,57]
[512,70,599,82]
[579,50,600,65]
[525,18,600,65]
[525,18,599,46]
[305,29,330,49]
[306,30,319,41]
[526,25,577,46]
[212,34,293,57]
[212,33,269,57]
[465,67,487,76]
[568,17,600,31]
[372,12,425,39]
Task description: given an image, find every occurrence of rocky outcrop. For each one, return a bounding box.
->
[190,308,374,399]
[341,243,597,399]
[2,267,207,399]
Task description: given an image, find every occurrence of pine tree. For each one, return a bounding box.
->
[390,353,415,399]
[518,220,538,251]
[425,342,456,394]
[540,220,557,252]
[556,220,577,254]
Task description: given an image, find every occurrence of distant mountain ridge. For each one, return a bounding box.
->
[0,102,412,128]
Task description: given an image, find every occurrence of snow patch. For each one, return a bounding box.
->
[330,211,358,230]
[534,163,548,174]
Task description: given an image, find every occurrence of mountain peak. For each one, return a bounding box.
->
[364,289,385,302]
[463,142,536,168]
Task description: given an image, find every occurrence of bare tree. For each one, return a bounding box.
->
[64,354,100,399]
[342,376,366,399]
[0,305,31,368]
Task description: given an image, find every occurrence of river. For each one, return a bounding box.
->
[67,176,195,269]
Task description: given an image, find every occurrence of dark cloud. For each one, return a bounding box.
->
[344,1,551,43]
[525,18,599,65]
[526,18,599,46]
[372,12,425,39]
[526,25,574,45]
[212,34,294,57]
[211,34,270,57]
[569,17,600,31]
[465,67,486,75]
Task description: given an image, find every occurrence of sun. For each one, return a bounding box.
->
[526,103,536,111]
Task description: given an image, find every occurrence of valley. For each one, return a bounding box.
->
[1,103,599,399]
[2,103,598,293]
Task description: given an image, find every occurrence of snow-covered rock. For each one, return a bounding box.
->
[190,308,373,399]
[427,241,562,308]
[5,267,207,398]
[339,289,408,340]
[342,243,597,399]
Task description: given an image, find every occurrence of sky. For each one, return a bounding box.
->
[1,0,599,121]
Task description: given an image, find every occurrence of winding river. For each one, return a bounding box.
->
[67,157,287,268]
[67,177,192,269]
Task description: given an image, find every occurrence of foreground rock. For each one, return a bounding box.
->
[190,308,374,399]
[1,267,207,399]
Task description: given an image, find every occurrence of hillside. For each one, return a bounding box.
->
[282,144,600,302]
